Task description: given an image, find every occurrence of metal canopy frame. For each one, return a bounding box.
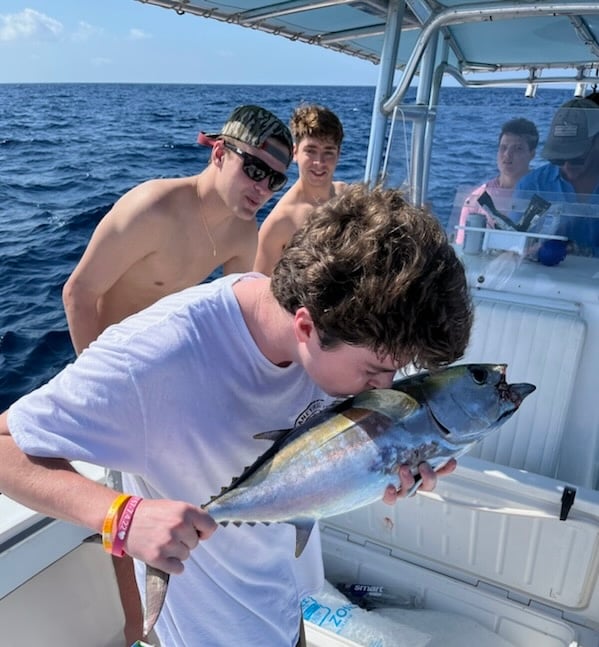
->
[135,0,599,194]
[135,0,599,78]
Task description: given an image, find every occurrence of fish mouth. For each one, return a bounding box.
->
[500,381,536,412]
[427,373,536,432]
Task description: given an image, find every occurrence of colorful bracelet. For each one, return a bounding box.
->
[111,495,143,557]
[101,493,131,554]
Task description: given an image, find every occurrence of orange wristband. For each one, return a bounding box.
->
[102,493,131,554]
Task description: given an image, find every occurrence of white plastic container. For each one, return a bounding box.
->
[303,449,599,647]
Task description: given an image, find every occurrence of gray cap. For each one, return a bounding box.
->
[198,105,293,167]
[542,98,599,161]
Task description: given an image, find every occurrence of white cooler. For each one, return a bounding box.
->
[304,457,599,647]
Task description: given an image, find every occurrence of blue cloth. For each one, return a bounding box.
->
[514,164,599,256]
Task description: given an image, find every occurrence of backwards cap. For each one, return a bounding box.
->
[542,97,599,161]
[198,105,293,167]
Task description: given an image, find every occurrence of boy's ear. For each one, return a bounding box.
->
[212,140,226,166]
[294,307,316,343]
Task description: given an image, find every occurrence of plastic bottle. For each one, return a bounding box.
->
[302,581,430,647]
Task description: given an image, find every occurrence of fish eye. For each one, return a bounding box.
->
[469,366,488,385]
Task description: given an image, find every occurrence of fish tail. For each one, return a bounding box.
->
[143,565,170,639]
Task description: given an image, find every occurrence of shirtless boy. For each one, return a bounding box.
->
[254,104,346,275]
[63,104,292,354]
[62,104,293,644]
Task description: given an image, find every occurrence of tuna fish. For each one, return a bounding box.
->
[142,363,534,637]
[204,363,534,552]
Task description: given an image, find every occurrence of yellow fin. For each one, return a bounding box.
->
[353,389,419,419]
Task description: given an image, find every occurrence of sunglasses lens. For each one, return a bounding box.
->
[243,158,286,191]
[268,173,287,191]
[551,155,586,167]
[569,156,587,166]
[243,161,268,183]
[226,142,287,191]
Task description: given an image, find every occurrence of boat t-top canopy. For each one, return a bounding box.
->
[135,0,599,196]
[135,1,599,84]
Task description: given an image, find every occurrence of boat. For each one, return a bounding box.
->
[1,1,598,645]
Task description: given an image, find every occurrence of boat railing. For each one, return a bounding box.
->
[0,462,106,599]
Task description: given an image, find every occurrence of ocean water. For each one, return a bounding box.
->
[0,83,573,410]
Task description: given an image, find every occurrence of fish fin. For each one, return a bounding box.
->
[254,400,358,450]
[292,520,316,558]
[204,430,298,508]
[217,520,270,528]
[406,474,423,497]
[202,483,240,506]
[353,389,420,419]
[205,403,365,508]
[204,394,419,510]
[81,528,173,634]
[405,456,454,497]
[213,517,314,557]
[203,478,255,507]
[254,429,291,441]
[143,565,170,639]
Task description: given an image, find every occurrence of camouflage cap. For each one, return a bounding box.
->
[198,105,293,167]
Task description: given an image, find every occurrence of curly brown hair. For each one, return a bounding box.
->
[271,184,473,370]
[290,104,344,148]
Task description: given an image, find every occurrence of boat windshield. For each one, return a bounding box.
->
[379,88,599,260]
[449,187,599,260]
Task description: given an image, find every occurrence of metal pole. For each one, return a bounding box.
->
[364,0,405,186]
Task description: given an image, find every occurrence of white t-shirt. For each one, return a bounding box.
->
[8,273,335,646]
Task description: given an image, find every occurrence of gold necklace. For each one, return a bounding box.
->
[196,177,217,257]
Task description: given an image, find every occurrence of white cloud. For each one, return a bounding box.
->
[92,57,112,67]
[128,28,150,41]
[72,21,103,42]
[0,8,62,42]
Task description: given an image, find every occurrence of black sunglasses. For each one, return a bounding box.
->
[550,153,588,167]
[223,142,288,191]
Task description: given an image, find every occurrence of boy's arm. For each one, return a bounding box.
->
[63,183,164,354]
[254,208,301,276]
[222,226,259,276]
[255,182,350,276]
[333,180,349,194]
[0,410,216,572]
[0,410,119,531]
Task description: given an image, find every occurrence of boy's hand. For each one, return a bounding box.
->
[383,458,457,504]
[125,499,217,574]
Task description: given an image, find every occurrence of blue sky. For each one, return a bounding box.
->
[0,2,381,84]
